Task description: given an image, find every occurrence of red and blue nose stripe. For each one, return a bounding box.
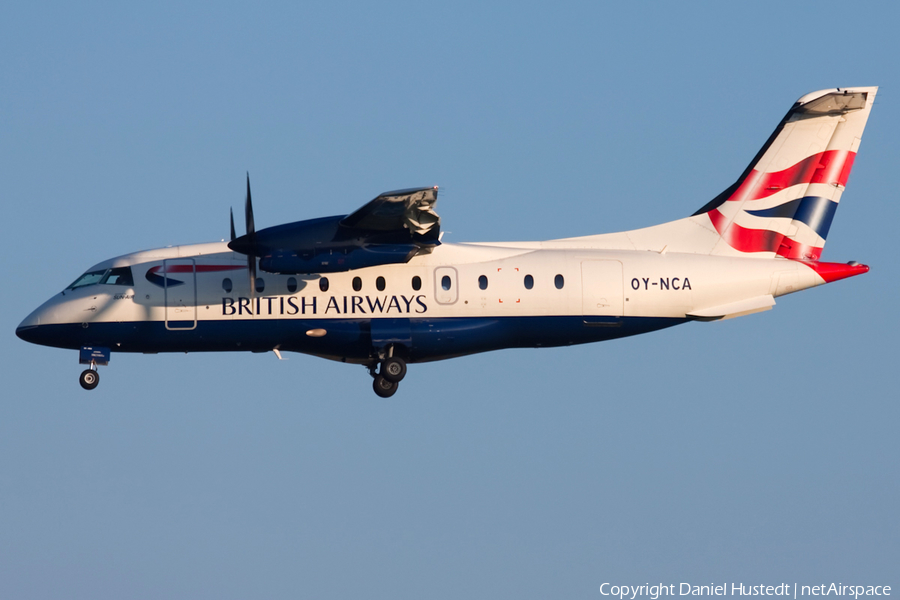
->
[145,264,243,287]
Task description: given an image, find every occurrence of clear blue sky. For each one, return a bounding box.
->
[2,2,898,598]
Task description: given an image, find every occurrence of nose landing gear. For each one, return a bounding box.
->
[79,367,100,390]
[78,346,109,391]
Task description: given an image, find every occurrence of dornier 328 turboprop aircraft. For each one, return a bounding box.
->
[17,87,877,397]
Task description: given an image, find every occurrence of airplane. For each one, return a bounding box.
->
[16,86,877,397]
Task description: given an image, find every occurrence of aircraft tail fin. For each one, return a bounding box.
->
[693,87,877,260]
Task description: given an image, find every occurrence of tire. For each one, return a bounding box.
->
[79,369,99,390]
[372,374,398,398]
[381,357,407,383]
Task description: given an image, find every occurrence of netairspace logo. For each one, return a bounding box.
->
[599,584,892,600]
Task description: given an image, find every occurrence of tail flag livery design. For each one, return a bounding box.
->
[17,87,878,397]
[696,88,874,260]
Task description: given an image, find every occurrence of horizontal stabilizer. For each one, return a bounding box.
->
[687,295,775,321]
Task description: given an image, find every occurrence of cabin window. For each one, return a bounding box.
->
[287,277,297,293]
[222,278,233,293]
[352,276,362,292]
[478,275,488,290]
[555,274,564,289]
[412,276,421,291]
[319,277,329,292]
[101,267,134,286]
[255,278,265,293]
[524,274,534,290]
[434,267,458,304]
[376,276,385,291]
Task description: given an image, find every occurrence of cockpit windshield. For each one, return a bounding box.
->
[103,267,134,286]
[67,267,134,290]
[67,270,107,290]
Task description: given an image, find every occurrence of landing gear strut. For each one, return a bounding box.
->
[79,368,99,390]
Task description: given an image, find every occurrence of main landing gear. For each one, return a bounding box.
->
[79,367,100,390]
[369,349,408,398]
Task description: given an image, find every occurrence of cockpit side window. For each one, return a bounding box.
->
[67,270,107,290]
[102,267,134,286]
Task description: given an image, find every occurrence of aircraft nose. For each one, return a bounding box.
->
[16,323,39,343]
[16,309,42,343]
[16,294,85,350]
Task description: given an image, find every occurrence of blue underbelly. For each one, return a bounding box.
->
[17,316,687,362]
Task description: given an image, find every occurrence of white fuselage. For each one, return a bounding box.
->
[17,239,824,364]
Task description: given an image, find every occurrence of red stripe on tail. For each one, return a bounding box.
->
[725,150,855,204]
[708,209,823,258]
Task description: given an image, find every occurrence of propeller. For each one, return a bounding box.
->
[226,174,262,296]
[244,173,257,297]
[245,173,256,236]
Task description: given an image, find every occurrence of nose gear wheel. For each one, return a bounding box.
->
[79,369,99,390]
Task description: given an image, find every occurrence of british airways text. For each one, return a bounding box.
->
[222,294,428,316]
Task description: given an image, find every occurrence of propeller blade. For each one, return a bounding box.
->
[229,208,236,242]
[245,174,257,297]
[245,173,255,236]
